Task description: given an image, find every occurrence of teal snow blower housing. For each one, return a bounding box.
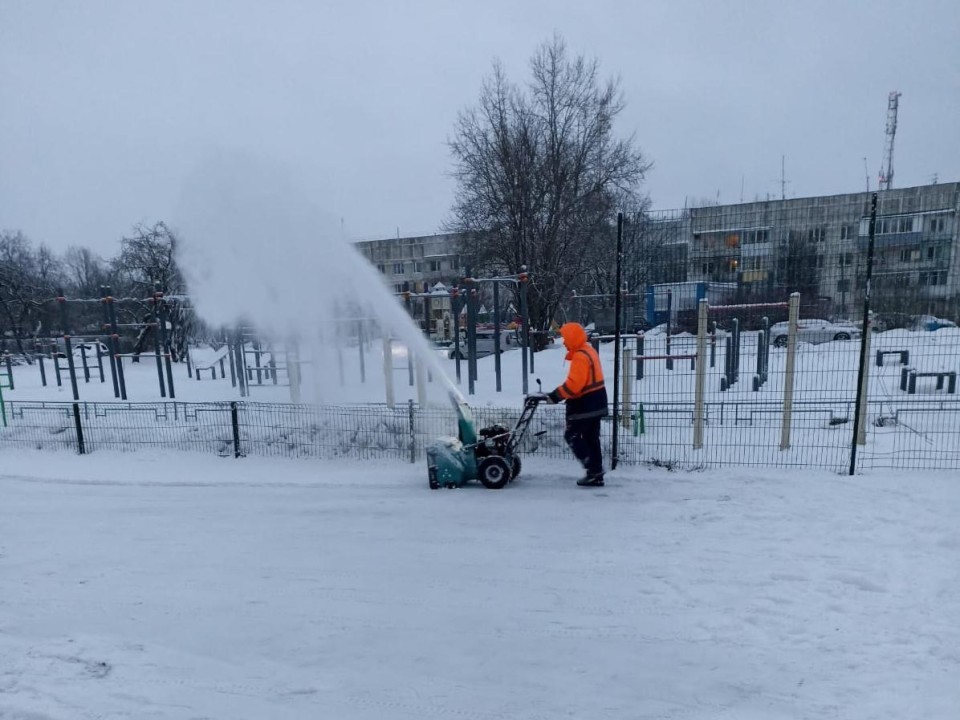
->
[426,395,545,490]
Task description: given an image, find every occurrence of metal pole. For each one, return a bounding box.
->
[357,319,366,383]
[80,344,90,383]
[693,298,708,449]
[452,290,462,384]
[850,193,879,473]
[105,287,127,400]
[519,270,529,395]
[493,280,502,392]
[467,288,477,394]
[151,293,166,398]
[611,213,623,470]
[780,293,800,450]
[156,288,175,399]
[234,326,247,398]
[621,348,633,429]
[383,336,395,408]
[56,292,80,402]
[665,289,673,370]
[100,287,120,398]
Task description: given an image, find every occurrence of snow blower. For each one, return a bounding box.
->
[426,394,546,490]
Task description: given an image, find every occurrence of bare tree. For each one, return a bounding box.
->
[63,246,109,297]
[447,35,651,335]
[114,221,184,296]
[0,231,62,358]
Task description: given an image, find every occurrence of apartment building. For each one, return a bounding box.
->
[665,182,960,319]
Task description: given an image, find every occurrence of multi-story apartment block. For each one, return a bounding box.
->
[668,182,960,319]
[356,182,960,331]
[354,232,464,337]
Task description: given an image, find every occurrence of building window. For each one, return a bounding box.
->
[838,252,853,266]
[743,229,769,244]
[427,260,442,273]
[392,262,405,275]
[919,271,948,286]
[840,224,856,240]
[702,262,714,275]
[808,227,826,243]
[394,283,405,294]
[377,264,386,274]
[900,248,921,263]
[928,217,946,233]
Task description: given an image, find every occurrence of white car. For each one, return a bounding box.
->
[447,330,511,360]
[73,341,110,358]
[770,319,862,347]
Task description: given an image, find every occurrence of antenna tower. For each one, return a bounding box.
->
[878,91,901,191]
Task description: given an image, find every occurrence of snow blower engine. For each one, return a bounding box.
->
[426,394,546,490]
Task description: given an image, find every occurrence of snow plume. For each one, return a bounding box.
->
[173,149,462,406]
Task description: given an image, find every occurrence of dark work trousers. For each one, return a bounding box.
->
[564,417,604,477]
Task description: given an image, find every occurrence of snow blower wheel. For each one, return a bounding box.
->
[509,455,522,480]
[478,456,511,490]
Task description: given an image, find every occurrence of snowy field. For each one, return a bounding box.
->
[4,327,960,471]
[1,450,957,719]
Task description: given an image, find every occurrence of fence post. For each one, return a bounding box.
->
[383,336,395,408]
[493,280,502,392]
[4,354,13,390]
[780,293,800,450]
[415,355,427,408]
[519,270,529,395]
[635,333,644,380]
[621,348,633,429]
[408,398,416,463]
[38,354,47,387]
[851,193,879,474]
[857,323,872,446]
[230,401,241,458]
[693,299,708,450]
[710,321,717,368]
[72,402,85,455]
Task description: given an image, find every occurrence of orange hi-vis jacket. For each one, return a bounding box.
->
[547,323,609,420]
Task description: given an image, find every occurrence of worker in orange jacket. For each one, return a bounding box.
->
[545,322,609,487]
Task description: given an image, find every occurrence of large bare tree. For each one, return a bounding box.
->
[447,35,651,335]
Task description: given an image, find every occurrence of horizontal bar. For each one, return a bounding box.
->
[636,354,696,361]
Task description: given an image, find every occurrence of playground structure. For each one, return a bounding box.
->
[611,293,803,452]
[0,286,187,404]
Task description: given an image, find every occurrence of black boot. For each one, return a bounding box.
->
[577,473,604,487]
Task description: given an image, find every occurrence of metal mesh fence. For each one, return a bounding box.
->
[2,185,959,473]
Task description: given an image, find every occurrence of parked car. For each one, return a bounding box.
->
[73,341,110,358]
[912,315,957,332]
[447,330,511,360]
[769,319,862,347]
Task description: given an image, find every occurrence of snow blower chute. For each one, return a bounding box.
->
[426,394,545,489]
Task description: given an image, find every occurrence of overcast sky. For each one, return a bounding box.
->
[2,0,958,255]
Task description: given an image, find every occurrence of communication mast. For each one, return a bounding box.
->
[878,91,902,191]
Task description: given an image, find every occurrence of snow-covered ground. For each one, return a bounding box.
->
[1,450,957,719]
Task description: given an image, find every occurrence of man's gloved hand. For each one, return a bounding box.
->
[527,393,551,403]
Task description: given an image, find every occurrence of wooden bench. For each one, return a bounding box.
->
[900,366,957,394]
[876,349,909,367]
